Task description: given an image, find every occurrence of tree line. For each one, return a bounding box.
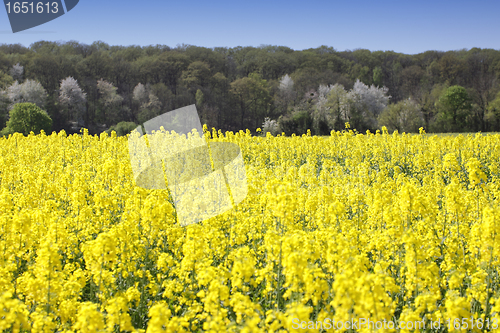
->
[0,40,499,136]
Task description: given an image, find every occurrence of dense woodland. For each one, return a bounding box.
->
[0,40,499,135]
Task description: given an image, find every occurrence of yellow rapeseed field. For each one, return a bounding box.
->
[1,126,500,332]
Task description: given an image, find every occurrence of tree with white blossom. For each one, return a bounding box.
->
[6,79,47,109]
[262,117,279,135]
[132,83,148,107]
[311,84,334,133]
[132,82,162,123]
[10,63,23,82]
[313,80,390,132]
[59,77,87,126]
[276,74,295,113]
[350,79,391,129]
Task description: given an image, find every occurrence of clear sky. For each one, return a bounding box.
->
[0,0,499,54]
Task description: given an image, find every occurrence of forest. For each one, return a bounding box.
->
[0,40,499,135]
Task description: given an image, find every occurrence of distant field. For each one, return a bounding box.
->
[425,132,500,137]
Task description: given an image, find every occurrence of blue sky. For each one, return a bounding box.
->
[0,0,499,54]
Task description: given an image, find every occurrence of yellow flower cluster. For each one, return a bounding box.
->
[1,128,500,332]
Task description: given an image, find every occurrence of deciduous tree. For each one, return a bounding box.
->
[132,83,163,124]
[324,84,355,131]
[96,79,123,125]
[230,73,271,130]
[350,79,390,129]
[10,63,23,82]
[1,102,52,136]
[435,85,472,132]
[276,74,295,114]
[6,79,47,109]
[59,77,87,126]
[378,99,424,133]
